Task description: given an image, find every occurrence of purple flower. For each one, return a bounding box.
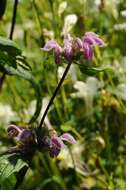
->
[49,133,76,157]
[41,40,62,64]
[75,37,83,50]
[80,32,106,61]
[41,32,106,63]
[63,34,73,62]
[83,42,93,61]
[60,133,77,144]
[83,32,106,47]
[8,125,34,144]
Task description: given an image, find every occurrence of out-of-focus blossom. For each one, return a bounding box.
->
[71,77,103,115]
[58,1,67,16]
[58,142,90,176]
[120,10,126,17]
[64,34,73,62]
[41,40,62,64]
[0,103,19,126]
[49,133,76,157]
[115,84,126,101]
[62,14,77,35]
[114,23,126,31]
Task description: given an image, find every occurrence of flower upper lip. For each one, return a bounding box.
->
[49,133,77,157]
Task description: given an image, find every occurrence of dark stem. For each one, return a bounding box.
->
[9,0,18,40]
[0,0,19,90]
[0,72,6,91]
[39,61,72,129]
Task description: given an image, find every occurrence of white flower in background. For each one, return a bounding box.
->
[0,103,19,126]
[114,23,126,31]
[58,1,67,16]
[58,142,89,175]
[58,65,77,82]
[120,10,126,17]
[105,0,120,6]
[71,77,103,115]
[6,24,23,40]
[23,20,35,30]
[94,0,101,6]
[116,84,126,101]
[111,57,126,82]
[62,14,78,36]
[24,97,52,129]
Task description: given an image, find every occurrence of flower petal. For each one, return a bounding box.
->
[51,136,65,148]
[41,40,62,64]
[83,42,93,60]
[61,133,77,144]
[41,40,59,51]
[75,37,83,49]
[49,136,64,157]
[64,34,73,62]
[84,32,106,47]
[49,146,61,157]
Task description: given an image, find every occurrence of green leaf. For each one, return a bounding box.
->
[0,154,28,184]
[0,36,31,71]
[79,64,112,76]
[0,50,17,68]
[0,36,21,56]
[61,123,72,132]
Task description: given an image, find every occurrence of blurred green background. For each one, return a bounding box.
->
[0,0,126,189]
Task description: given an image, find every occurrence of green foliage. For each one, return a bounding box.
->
[0,0,7,19]
[0,154,28,184]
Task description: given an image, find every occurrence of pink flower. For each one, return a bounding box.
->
[49,133,76,157]
[41,32,106,63]
[83,32,106,47]
[82,32,106,60]
[41,40,62,64]
[83,42,93,61]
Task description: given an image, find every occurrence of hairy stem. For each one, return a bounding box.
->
[39,61,72,129]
